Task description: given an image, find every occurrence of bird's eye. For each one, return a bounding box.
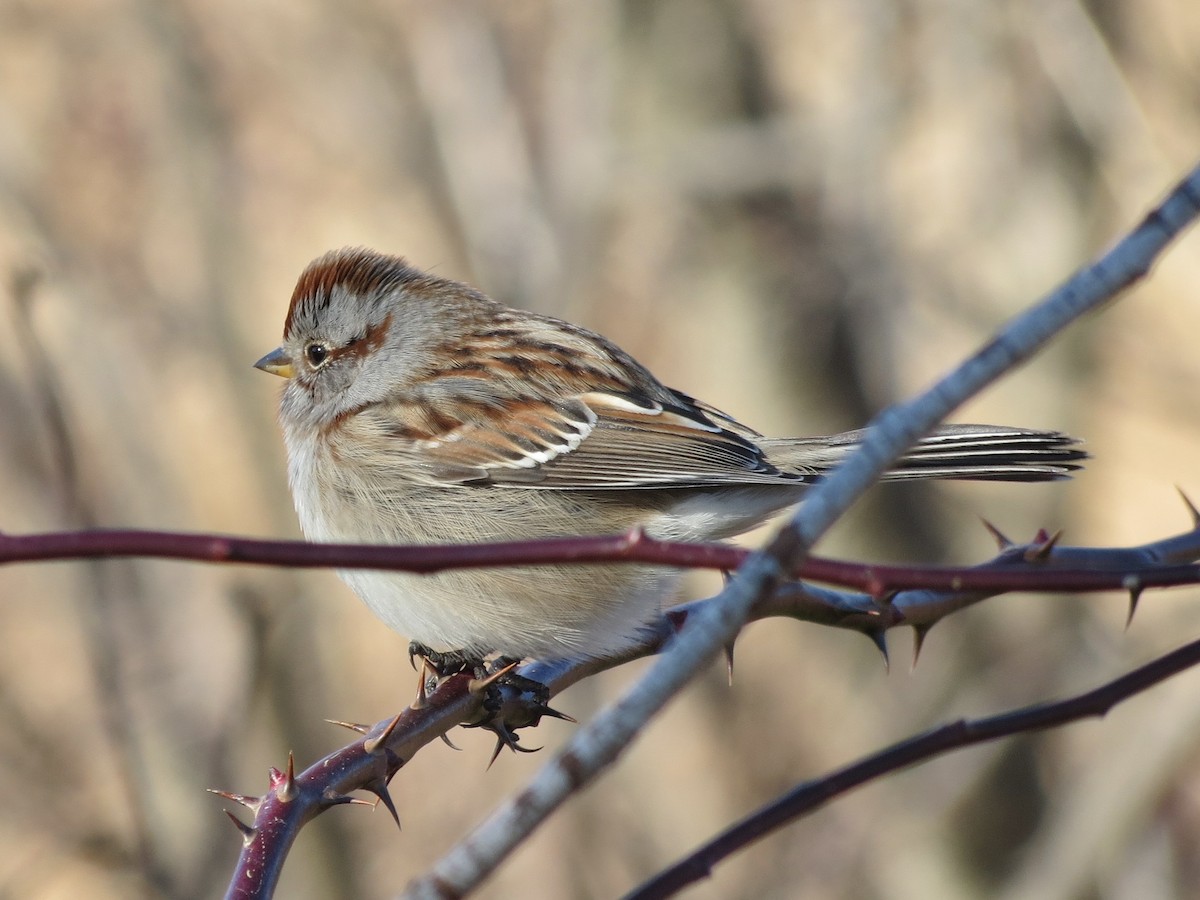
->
[305,343,329,368]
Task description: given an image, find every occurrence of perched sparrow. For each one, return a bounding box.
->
[256,248,1084,663]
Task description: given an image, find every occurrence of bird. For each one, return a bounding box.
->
[255,247,1084,667]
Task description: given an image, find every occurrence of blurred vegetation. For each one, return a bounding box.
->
[1,1,1200,898]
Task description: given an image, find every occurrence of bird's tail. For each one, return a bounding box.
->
[763,424,1087,483]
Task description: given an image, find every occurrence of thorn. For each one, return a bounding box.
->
[325,718,372,735]
[224,810,257,846]
[534,704,577,724]
[911,624,932,668]
[486,723,541,769]
[865,630,890,671]
[321,789,374,809]
[412,658,433,710]
[364,712,403,756]
[720,569,734,586]
[468,661,519,695]
[440,732,462,751]
[1025,529,1063,562]
[1177,487,1200,526]
[281,752,298,802]
[1124,576,1143,628]
[979,518,1013,549]
[724,638,736,687]
[207,789,261,813]
[364,777,401,830]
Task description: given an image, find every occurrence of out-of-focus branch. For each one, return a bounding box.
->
[624,631,1200,900]
[403,164,1200,900]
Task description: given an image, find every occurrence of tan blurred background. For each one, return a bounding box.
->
[1,1,1199,897]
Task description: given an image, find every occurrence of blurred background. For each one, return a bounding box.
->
[1,1,1199,897]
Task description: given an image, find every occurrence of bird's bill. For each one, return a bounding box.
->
[254,347,295,379]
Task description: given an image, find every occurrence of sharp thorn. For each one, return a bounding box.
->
[439,732,463,751]
[321,789,374,809]
[1177,487,1200,526]
[469,661,519,695]
[723,638,736,687]
[207,789,261,812]
[535,704,577,724]
[911,625,932,669]
[979,518,1014,550]
[485,724,541,769]
[364,712,404,756]
[1125,579,1143,629]
[224,810,257,845]
[280,752,298,802]
[325,718,372,735]
[865,630,890,671]
[412,658,433,710]
[364,777,401,830]
[487,737,506,770]
[1026,529,1063,562]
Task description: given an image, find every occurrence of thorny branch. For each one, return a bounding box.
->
[213,512,1200,900]
[4,505,1200,598]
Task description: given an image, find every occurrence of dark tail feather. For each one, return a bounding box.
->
[769,425,1087,483]
[884,425,1087,481]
